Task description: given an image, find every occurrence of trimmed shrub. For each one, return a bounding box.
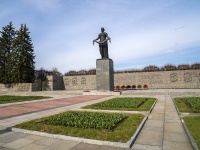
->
[126,85,131,89]
[121,85,125,89]
[132,85,136,89]
[143,84,148,89]
[115,85,120,90]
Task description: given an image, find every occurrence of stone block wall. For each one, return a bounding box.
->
[46,75,64,91]
[114,70,200,89]
[0,70,199,92]
[63,69,200,90]
[0,83,39,92]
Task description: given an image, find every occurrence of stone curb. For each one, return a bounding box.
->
[180,117,199,150]
[172,98,181,115]
[8,116,148,148]
[71,109,148,115]
[149,98,158,113]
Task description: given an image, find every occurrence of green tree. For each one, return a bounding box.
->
[0,22,16,84]
[14,24,35,83]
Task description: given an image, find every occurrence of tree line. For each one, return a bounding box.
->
[64,63,200,76]
[0,22,35,84]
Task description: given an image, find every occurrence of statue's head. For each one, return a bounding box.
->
[101,27,105,32]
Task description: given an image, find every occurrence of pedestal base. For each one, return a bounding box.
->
[96,59,114,91]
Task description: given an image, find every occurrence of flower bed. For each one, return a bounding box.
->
[42,111,125,130]
[85,97,147,108]
[184,116,200,149]
[15,112,144,142]
[174,97,200,113]
[184,97,200,112]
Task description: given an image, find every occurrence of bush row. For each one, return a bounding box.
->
[64,63,200,76]
[115,84,148,90]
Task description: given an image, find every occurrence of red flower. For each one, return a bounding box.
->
[115,85,120,89]
[121,85,125,89]
[143,84,148,88]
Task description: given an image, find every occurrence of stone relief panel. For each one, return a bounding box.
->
[184,72,192,82]
[81,77,86,85]
[17,84,30,91]
[72,77,77,85]
[170,73,178,82]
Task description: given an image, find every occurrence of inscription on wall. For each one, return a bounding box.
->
[17,84,30,91]
[141,75,161,79]
[184,72,192,82]
[81,77,86,85]
[64,79,69,85]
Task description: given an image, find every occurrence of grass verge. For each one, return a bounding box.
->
[15,111,144,142]
[174,97,200,113]
[82,97,156,111]
[0,95,52,104]
[184,116,200,149]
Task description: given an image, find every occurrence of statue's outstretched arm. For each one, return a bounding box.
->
[93,35,100,45]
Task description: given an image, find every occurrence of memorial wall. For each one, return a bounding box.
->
[63,69,200,90]
[0,69,199,92]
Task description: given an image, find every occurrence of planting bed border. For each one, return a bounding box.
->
[8,116,148,148]
[78,98,157,114]
[181,117,199,150]
[173,98,199,150]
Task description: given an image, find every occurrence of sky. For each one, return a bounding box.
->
[1,0,200,74]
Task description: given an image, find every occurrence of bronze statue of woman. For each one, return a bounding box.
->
[93,27,111,59]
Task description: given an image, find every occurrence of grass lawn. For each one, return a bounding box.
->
[82,97,156,111]
[174,97,200,113]
[0,95,51,104]
[184,116,200,149]
[15,111,144,142]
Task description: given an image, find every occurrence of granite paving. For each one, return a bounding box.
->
[0,95,109,119]
[0,90,198,150]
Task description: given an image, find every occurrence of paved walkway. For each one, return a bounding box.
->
[0,95,109,120]
[131,95,192,150]
[0,91,198,150]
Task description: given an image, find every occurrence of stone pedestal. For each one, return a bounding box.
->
[96,59,114,91]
